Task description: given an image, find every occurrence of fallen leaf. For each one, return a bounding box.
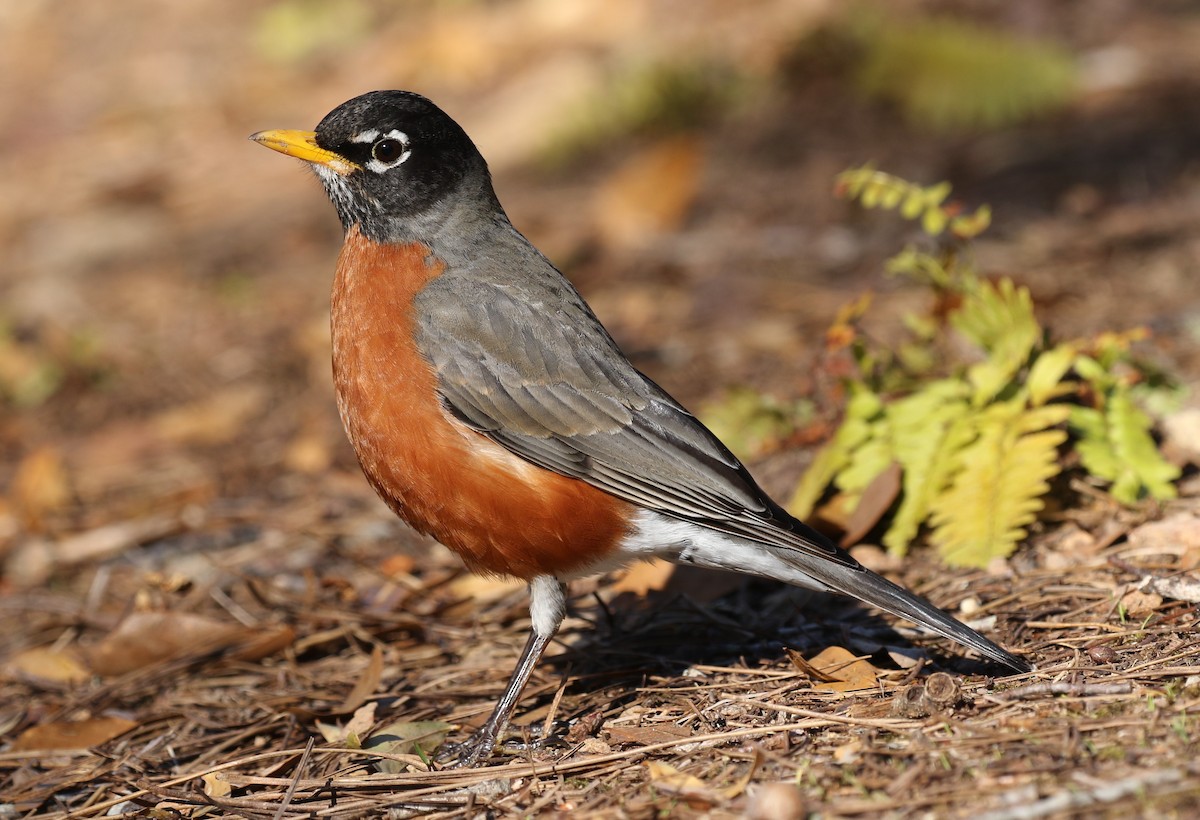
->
[611,559,675,595]
[592,136,703,251]
[807,646,881,693]
[379,554,416,577]
[317,701,377,745]
[364,719,453,771]
[229,624,295,662]
[1125,513,1200,556]
[85,611,248,676]
[606,724,693,746]
[832,738,863,764]
[10,716,137,751]
[153,384,267,445]
[784,647,841,683]
[6,514,181,588]
[284,429,332,474]
[7,646,91,685]
[10,447,71,531]
[337,645,384,714]
[645,760,718,806]
[202,772,232,798]
[444,574,525,606]
[1120,587,1163,618]
[840,462,901,547]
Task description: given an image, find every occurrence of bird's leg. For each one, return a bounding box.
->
[439,575,565,767]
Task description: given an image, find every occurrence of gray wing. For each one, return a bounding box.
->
[414,268,853,568]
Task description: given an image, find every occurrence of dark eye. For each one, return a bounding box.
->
[372,138,405,163]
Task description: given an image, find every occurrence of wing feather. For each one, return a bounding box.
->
[416,271,852,567]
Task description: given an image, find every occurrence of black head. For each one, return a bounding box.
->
[252,91,499,241]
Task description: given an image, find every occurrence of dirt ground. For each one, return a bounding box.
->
[2,1,1200,817]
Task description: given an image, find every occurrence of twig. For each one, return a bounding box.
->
[272,736,315,820]
[975,768,1186,820]
[999,681,1133,700]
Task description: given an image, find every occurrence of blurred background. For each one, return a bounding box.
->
[2,0,1199,581]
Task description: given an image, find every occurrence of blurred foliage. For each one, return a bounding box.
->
[542,60,744,167]
[700,387,814,462]
[255,0,372,64]
[0,320,104,409]
[788,169,1179,568]
[791,9,1077,132]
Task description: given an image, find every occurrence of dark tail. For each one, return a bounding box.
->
[782,550,1031,672]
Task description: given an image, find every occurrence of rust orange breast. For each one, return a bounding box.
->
[329,226,632,579]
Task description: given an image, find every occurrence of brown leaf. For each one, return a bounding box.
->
[201,772,233,798]
[10,447,71,531]
[337,644,384,714]
[645,760,718,807]
[7,647,91,685]
[840,462,901,547]
[85,611,248,676]
[592,136,703,251]
[153,384,268,446]
[229,623,295,662]
[606,724,693,746]
[610,559,675,595]
[784,647,841,683]
[807,646,881,693]
[364,719,452,771]
[10,716,137,751]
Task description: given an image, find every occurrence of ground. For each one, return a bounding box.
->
[2,1,1200,817]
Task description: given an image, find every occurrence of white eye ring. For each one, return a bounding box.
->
[364,129,411,173]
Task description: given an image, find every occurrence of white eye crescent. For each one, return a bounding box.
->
[364,129,411,173]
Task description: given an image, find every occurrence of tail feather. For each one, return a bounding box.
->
[786,553,1031,672]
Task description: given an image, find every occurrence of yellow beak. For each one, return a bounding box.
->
[249,129,360,175]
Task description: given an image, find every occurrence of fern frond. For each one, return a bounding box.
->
[882,381,972,556]
[929,401,1069,567]
[952,278,1040,404]
[836,167,990,238]
[1071,388,1180,504]
[853,16,1076,132]
[788,388,882,518]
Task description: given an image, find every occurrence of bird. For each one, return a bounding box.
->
[251,90,1030,767]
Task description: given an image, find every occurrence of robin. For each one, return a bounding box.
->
[251,90,1030,767]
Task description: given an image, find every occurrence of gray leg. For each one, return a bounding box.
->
[440,575,565,767]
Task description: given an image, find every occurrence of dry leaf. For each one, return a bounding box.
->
[318,701,378,745]
[364,719,452,771]
[611,559,675,595]
[284,429,332,474]
[10,447,71,531]
[1120,587,1163,618]
[153,384,267,445]
[337,645,384,714]
[841,462,902,547]
[592,136,703,251]
[832,738,863,764]
[201,772,233,798]
[807,646,881,693]
[784,647,841,683]
[6,514,181,588]
[7,646,91,685]
[10,716,137,751]
[85,611,248,676]
[606,724,693,746]
[1125,513,1200,556]
[645,760,710,796]
[379,554,416,577]
[444,574,525,605]
[230,624,295,662]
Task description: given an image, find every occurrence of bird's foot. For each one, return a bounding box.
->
[436,727,499,769]
[436,722,568,768]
